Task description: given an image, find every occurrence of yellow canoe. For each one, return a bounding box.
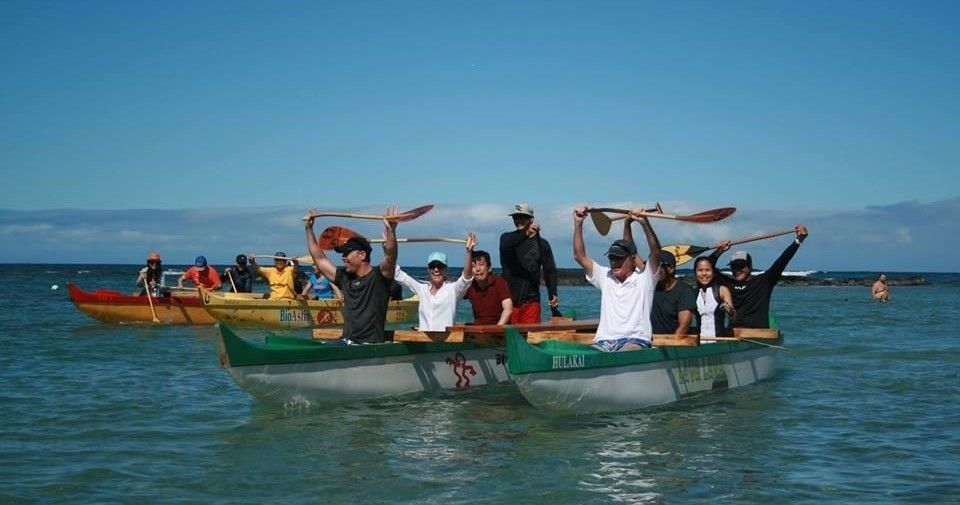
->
[200,290,419,329]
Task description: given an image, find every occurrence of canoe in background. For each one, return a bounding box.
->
[67,282,223,325]
[200,290,419,329]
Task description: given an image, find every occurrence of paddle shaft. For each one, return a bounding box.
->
[713,337,790,351]
[303,204,433,223]
[140,274,160,323]
[225,269,237,293]
[665,228,796,266]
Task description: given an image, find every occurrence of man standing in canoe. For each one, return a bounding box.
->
[573,205,663,351]
[708,224,809,328]
[464,250,513,326]
[304,206,399,344]
[500,202,560,323]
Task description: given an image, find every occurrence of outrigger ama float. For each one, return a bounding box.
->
[506,327,784,414]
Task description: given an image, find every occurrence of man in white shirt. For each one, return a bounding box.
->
[394,233,477,331]
[573,205,663,351]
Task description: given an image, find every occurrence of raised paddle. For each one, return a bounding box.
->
[302,205,434,223]
[663,228,796,266]
[589,206,736,227]
[140,274,161,323]
[590,203,664,236]
[316,225,467,251]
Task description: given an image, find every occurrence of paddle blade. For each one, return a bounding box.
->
[676,207,736,223]
[392,204,434,222]
[317,226,360,250]
[662,244,711,267]
[590,211,613,236]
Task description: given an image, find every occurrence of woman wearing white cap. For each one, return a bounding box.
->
[394,233,477,331]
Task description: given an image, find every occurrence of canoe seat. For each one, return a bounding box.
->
[733,328,781,339]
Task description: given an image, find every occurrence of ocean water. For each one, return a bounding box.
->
[1,265,958,504]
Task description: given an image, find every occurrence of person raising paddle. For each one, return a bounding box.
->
[305,206,399,344]
[500,202,560,323]
[573,205,663,351]
[393,234,477,331]
[708,224,808,328]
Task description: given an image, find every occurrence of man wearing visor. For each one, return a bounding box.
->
[573,205,663,351]
[708,224,809,328]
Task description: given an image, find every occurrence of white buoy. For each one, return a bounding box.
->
[51,284,59,290]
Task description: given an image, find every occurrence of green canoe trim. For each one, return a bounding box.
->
[217,323,502,368]
[505,326,783,375]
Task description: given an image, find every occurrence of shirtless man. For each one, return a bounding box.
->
[872,274,890,302]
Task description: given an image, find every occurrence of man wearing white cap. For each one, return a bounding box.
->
[499,202,560,323]
[709,224,809,328]
[394,233,477,331]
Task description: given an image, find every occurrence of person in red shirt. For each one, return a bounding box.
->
[464,250,513,326]
[177,255,222,290]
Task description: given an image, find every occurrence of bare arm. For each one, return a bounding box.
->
[719,285,736,317]
[498,299,513,326]
[622,214,645,270]
[632,210,662,275]
[304,213,337,281]
[573,205,593,277]
[676,310,693,336]
[379,205,399,280]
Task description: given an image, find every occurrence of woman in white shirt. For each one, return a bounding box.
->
[394,233,477,331]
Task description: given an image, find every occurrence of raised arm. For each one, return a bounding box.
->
[461,233,477,282]
[573,205,593,278]
[621,214,645,270]
[631,209,662,275]
[379,205,399,280]
[766,224,808,282]
[304,212,337,281]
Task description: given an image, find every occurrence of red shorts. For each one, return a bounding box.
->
[510,301,541,324]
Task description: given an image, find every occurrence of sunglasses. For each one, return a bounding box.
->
[427,262,446,270]
[730,262,750,271]
[147,260,160,265]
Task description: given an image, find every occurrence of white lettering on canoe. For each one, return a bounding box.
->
[552,354,585,369]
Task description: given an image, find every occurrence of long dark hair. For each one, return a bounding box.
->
[146,260,163,285]
[693,256,718,289]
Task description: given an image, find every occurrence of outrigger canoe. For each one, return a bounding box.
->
[67,282,226,325]
[214,320,598,405]
[506,327,783,414]
[200,290,419,329]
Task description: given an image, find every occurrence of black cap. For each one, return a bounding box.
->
[659,250,677,266]
[274,251,286,258]
[606,239,637,258]
[334,236,373,255]
[236,254,247,264]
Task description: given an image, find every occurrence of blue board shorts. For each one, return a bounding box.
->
[592,337,652,352]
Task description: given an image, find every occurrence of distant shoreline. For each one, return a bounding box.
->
[550,269,929,287]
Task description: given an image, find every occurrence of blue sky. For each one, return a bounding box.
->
[1,1,958,271]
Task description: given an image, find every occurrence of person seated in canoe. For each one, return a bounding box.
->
[872,274,890,302]
[301,263,342,300]
[222,254,254,293]
[708,224,808,328]
[647,249,697,337]
[692,256,735,343]
[393,235,476,332]
[304,206,400,344]
[177,255,222,291]
[249,252,300,300]
[135,251,163,296]
[573,205,663,351]
[464,249,513,326]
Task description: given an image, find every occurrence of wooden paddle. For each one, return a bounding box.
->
[316,225,467,251]
[302,205,434,223]
[590,203,663,236]
[588,206,736,230]
[140,274,160,323]
[225,269,238,293]
[663,228,796,266]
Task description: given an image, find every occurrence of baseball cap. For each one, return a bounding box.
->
[274,251,287,258]
[728,251,752,267]
[509,202,534,218]
[334,236,373,255]
[426,251,447,267]
[235,254,247,264]
[194,255,208,268]
[606,239,637,258]
[659,250,677,266]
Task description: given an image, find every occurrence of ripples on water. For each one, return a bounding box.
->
[0,266,958,503]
